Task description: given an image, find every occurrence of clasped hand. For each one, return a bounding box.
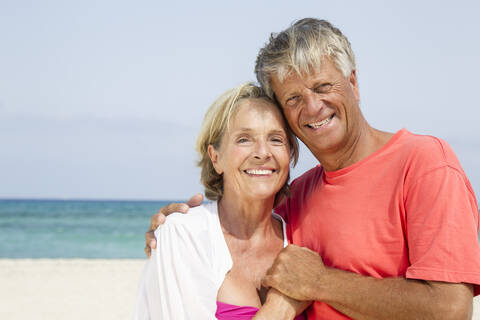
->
[262,244,327,302]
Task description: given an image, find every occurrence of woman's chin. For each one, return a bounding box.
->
[241,187,282,202]
[223,182,285,203]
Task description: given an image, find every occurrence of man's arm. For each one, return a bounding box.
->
[144,193,203,257]
[262,245,474,320]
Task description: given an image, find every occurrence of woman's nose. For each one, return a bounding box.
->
[253,140,272,159]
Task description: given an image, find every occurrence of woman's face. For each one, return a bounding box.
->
[209,98,291,202]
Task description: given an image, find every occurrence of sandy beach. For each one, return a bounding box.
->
[1,259,479,320]
[0,259,145,320]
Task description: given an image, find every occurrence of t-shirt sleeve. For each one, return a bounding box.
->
[405,165,480,295]
[133,222,218,319]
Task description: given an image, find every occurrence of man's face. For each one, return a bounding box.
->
[271,58,360,160]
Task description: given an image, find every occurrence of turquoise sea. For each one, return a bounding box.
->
[0,199,176,258]
[1,199,479,259]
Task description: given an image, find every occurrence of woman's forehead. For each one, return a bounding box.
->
[236,98,281,117]
[233,99,284,125]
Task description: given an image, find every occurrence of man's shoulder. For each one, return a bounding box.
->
[396,130,461,168]
[290,165,324,188]
[398,129,444,147]
[285,165,325,201]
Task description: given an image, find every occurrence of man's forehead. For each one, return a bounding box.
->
[272,66,323,92]
[272,59,342,91]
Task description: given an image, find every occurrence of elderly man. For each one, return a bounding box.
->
[146,19,480,319]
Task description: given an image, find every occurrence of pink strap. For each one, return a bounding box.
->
[215,301,305,320]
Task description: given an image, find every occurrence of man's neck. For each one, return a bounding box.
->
[315,124,394,172]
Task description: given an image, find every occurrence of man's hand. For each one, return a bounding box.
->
[262,244,326,301]
[262,245,474,320]
[252,288,310,320]
[144,193,203,257]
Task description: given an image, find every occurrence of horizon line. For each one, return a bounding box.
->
[0,197,187,202]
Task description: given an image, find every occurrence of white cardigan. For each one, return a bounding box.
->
[133,201,287,320]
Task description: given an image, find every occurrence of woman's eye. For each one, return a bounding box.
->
[271,136,285,144]
[237,138,249,143]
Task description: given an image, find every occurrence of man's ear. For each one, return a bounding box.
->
[208,144,223,175]
[349,70,360,102]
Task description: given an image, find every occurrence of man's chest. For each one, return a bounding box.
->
[288,177,410,277]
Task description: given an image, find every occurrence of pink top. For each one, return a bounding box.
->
[215,301,305,320]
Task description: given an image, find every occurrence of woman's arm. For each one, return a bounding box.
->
[134,215,219,319]
[253,289,310,320]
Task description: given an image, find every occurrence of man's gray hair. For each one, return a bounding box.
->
[255,18,356,99]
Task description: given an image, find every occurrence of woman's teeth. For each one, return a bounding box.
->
[245,169,273,175]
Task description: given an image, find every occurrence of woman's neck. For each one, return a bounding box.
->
[218,193,278,241]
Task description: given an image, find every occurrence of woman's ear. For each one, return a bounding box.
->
[208,144,223,175]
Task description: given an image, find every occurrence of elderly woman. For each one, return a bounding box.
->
[133,83,305,319]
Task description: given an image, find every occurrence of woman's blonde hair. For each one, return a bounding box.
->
[196,82,299,200]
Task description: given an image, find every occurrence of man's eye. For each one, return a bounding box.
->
[237,138,249,143]
[314,84,332,93]
[285,95,299,106]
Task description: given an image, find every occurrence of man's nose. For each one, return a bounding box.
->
[303,91,323,115]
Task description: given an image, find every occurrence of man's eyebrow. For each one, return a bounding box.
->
[281,90,297,100]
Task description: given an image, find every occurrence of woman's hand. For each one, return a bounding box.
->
[253,288,310,319]
[144,193,203,257]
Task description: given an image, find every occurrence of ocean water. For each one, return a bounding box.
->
[0,199,177,258]
[1,199,479,259]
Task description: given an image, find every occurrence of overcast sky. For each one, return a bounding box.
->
[1,0,479,200]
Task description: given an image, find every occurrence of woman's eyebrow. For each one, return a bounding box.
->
[235,128,253,133]
[269,129,286,135]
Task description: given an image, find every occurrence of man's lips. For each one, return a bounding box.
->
[306,114,335,129]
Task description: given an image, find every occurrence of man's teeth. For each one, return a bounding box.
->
[245,169,273,175]
[308,115,334,129]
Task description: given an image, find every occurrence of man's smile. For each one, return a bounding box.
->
[306,114,335,129]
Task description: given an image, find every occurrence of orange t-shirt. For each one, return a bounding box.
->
[276,129,480,319]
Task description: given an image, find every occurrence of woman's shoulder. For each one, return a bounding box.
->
[152,201,223,267]
[155,201,219,235]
